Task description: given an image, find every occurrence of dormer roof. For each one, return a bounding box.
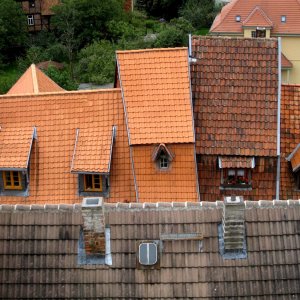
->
[242,6,273,28]
[6,64,64,95]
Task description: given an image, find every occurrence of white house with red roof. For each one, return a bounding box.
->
[210,0,300,84]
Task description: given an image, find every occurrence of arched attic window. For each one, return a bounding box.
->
[152,144,175,170]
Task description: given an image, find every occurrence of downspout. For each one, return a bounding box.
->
[276,37,282,200]
[188,33,201,201]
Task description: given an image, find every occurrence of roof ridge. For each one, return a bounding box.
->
[31,64,39,94]
[0,200,299,212]
[242,6,273,27]
[0,88,122,98]
[116,47,188,54]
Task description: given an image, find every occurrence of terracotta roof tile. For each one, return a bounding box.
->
[117,48,194,145]
[211,0,300,34]
[0,127,35,170]
[192,36,278,156]
[71,127,115,173]
[0,89,135,204]
[219,156,255,168]
[289,146,300,172]
[7,64,64,95]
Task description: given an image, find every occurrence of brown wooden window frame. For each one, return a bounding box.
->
[83,174,103,192]
[3,171,23,190]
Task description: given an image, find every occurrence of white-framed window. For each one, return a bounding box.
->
[221,168,251,188]
[281,15,286,23]
[235,15,241,22]
[27,15,34,26]
[139,242,158,266]
[159,153,169,169]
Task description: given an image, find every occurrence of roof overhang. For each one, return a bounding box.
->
[218,156,255,169]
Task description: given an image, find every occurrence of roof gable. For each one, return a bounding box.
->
[7,64,64,95]
[211,0,300,34]
[242,6,273,28]
[117,48,194,145]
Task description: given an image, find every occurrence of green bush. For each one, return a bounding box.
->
[45,66,77,91]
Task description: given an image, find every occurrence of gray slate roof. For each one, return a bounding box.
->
[0,201,299,299]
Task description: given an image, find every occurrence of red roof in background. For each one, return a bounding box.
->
[192,36,278,157]
[6,64,64,95]
[211,0,300,34]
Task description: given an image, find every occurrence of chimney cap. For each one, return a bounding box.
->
[224,196,244,205]
[82,197,103,208]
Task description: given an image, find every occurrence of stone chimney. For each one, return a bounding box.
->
[222,196,245,251]
[81,197,106,255]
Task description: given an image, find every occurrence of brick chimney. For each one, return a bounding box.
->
[81,197,106,255]
[222,196,245,251]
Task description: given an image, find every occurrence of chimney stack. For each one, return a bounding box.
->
[81,197,106,255]
[223,196,245,251]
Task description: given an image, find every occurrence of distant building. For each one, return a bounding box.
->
[210,0,300,84]
[16,0,60,32]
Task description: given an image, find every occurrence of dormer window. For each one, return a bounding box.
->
[152,144,175,171]
[235,15,241,22]
[3,171,23,190]
[281,15,286,23]
[83,174,103,192]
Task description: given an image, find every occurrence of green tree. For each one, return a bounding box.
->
[144,0,185,20]
[180,0,219,29]
[0,0,28,64]
[75,40,116,85]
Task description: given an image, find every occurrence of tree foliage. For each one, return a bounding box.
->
[144,0,185,20]
[0,0,28,64]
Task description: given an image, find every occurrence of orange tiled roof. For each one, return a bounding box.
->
[117,48,194,145]
[0,127,36,170]
[211,0,300,34]
[281,53,293,69]
[0,89,135,204]
[41,0,60,15]
[242,6,273,28]
[7,64,64,95]
[218,156,255,168]
[71,127,115,174]
[192,36,278,157]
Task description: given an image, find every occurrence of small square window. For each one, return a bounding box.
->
[3,171,23,190]
[84,174,103,192]
[27,15,34,26]
[235,15,241,22]
[281,15,286,23]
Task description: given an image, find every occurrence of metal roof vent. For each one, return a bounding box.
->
[223,196,245,252]
[82,197,103,207]
[139,242,158,265]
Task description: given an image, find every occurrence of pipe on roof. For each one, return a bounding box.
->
[276,37,282,200]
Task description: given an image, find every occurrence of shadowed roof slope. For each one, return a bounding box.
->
[117,48,194,145]
[192,36,278,156]
[0,200,299,298]
[7,64,64,95]
[211,0,300,34]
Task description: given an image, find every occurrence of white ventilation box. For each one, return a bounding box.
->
[139,242,158,265]
[82,197,103,207]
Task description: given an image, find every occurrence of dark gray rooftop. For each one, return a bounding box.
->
[0,200,299,299]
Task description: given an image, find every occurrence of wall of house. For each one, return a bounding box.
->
[280,36,300,84]
[131,143,199,202]
[198,155,277,201]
